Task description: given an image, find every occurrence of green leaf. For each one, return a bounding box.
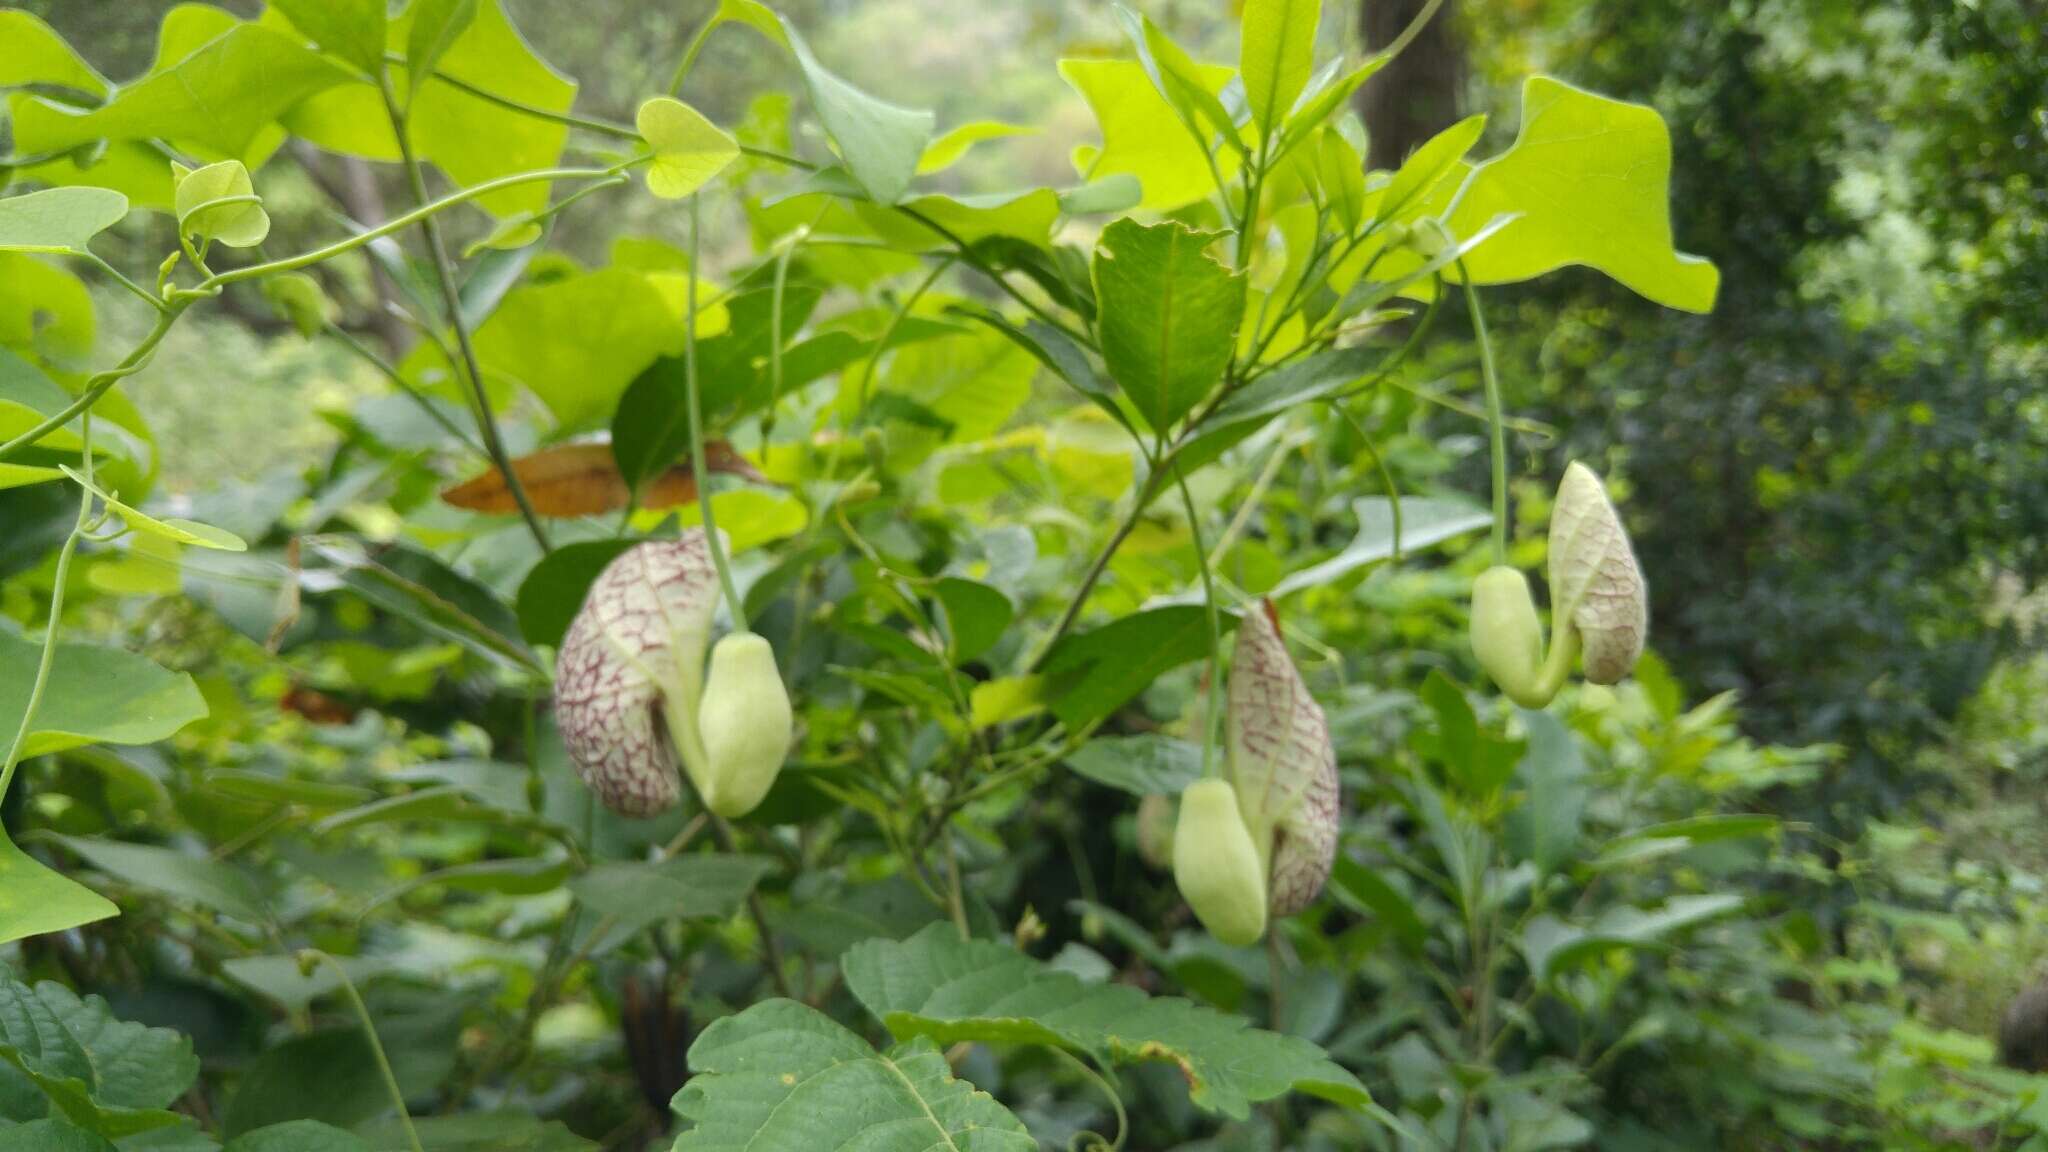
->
[0,1120,116,1151]
[917,121,1033,175]
[0,189,128,255]
[10,24,353,162]
[362,1113,593,1152]
[1520,894,1745,985]
[514,539,637,648]
[933,577,1011,664]
[222,1031,386,1139]
[473,267,691,430]
[1443,76,1718,312]
[0,829,117,946]
[1241,0,1322,133]
[0,632,207,760]
[1377,114,1485,223]
[0,975,196,1137]
[670,999,1033,1151]
[1117,7,1241,158]
[302,537,538,673]
[1062,734,1203,796]
[218,955,390,1014]
[59,467,246,552]
[222,1122,368,1152]
[0,465,64,491]
[1093,219,1245,433]
[1504,711,1586,873]
[269,0,387,74]
[1204,343,1381,429]
[569,856,776,953]
[404,0,478,103]
[1272,56,1386,165]
[1060,58,1238,211]
[1265,496,1489,598]
[172,160,268,249]
[1055,174,1143,217]
[1041,606,1239,729]
[845,925,1371,1118]
[1328,855,1426,954]
[0,11,108,95]
[777,17,933,205]
[1317,128,1366,232]
[45,837,269,924]
[636,98,739,200]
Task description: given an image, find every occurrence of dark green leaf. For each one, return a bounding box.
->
[45,837,268,924]
[1041,606,1238,729]
[1093,219,1245,433]
[1062,734,1203,795]
[514,540,637,648]
[933,577,1012,663]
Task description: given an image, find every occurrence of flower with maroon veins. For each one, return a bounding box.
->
[552,533,791,819]
[1227,600,1341,918]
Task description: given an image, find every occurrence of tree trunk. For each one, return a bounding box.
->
[1357,0,1466,169]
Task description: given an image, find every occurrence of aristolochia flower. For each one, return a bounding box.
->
[552,534,793,819]
[1548,461,1647,685]
[1227,601,1340,918]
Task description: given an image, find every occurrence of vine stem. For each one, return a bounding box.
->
[0,302,186,465]
[1173,466,1226,779]
[684,192,747,630]
[1048,1046,1129,1151]
[379,74,552,555]
[1461,267,1509,565]
[0,417,94,806]
[1380,0,1453,63]
[301,951,425,1152]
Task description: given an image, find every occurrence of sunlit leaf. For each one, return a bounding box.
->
[269,0,387,73]
[1061,58,1239,211]
[777,17,933,204]
[916,121,1034,175]
[0,828,118,947]
[0,188,128,254]
[636,97,739,200]
[1241,0,1321,133]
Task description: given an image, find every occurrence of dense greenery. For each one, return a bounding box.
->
[0,2,2043,1150]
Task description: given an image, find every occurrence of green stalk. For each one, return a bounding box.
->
[1461,268,1509,566]
[684,193,747,629]
[1173,466,1226,780]
[0,418,93,805]
[301,952,424,1152]
[0,301,187,464]
[378,73,553,555]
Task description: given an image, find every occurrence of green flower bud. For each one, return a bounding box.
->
[695,631,795,818]
[1470,565,1553,708]
[1172,779,1268,947]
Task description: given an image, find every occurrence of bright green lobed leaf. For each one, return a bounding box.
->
[1061,58,1240,211]
[1442,76,1719,312]
[0,11,109,95]
[917,121,1035,175]
[269,0,387,74]
[844,925,1372,1118]
[0,830,118,947]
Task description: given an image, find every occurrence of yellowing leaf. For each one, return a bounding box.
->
[637,97,740,199]
[440,440,765,518]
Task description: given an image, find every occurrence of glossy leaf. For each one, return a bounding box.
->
[1093,219,1245,433]
[0,189,128,255]
[670,999,1033,1151]
[1444,77,1719,312]
[844,924,1372,1118]
[1241,0,1321,133]
[778,17,933,205]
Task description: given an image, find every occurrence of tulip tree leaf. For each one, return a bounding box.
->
[636,98,739,199]
[0,189,129,254]
[670,999,1033,1152]
[1444,76,1719,312]
[844,925,1372,1119]
[1061,58,1238,211]
[1093,219,1246,434]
